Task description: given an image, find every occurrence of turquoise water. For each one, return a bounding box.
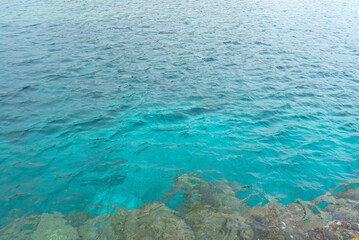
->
[1,0,359,221]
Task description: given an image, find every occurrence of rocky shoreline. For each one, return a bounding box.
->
[1,173,358,240]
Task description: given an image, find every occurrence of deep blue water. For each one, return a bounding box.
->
[1,0,359,220]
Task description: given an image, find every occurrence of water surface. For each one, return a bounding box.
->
[0,0,359,220]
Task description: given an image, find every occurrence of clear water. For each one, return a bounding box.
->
[1,0,359,220]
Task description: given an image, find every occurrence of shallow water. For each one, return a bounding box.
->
[1,0,359,224]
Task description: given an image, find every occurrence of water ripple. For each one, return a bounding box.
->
[0,0,359,221]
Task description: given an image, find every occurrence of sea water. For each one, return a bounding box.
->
[0,0,359,221]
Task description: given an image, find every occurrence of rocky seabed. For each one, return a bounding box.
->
[1,173,359,240]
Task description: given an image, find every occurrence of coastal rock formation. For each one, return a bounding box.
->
[78,212,115,239]
[184,203,247,240]
[0,212,78,240]
[31,212,79,240]
[123,202,194,240]
[308,221,359,240]
[0,215,40,240]
[79,202,194,240]
[0,173,358,240]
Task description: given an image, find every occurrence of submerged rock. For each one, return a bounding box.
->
[309,221,359,240]
[185,203,247,240]
[246,202,310,239]
[79,202,194,240]
[167,173,252,239]
[1,173,358,240]
[0,215,40,240]
[0,212,79,240]
[165,173,359,240]
[123,202,195,240]
[31,212,79,240]
[78,213,111,239]
[79,208,127,240]
[168,173,246,213]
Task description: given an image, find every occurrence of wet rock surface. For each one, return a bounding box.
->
[1,173,358,240]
